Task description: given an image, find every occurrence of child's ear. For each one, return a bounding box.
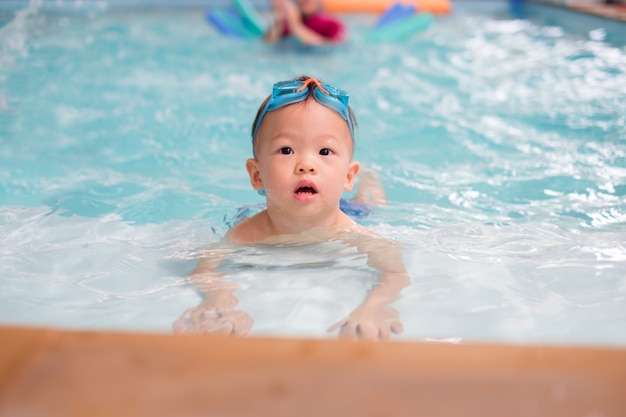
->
[246,158,264,191]
[343,161,360,192]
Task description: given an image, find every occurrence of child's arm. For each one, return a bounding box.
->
[173,246,253,336]
[264,0,286,43]
[329,237,410,340]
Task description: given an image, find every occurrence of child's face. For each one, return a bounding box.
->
[247,99,359,219]
[296,0,321,15]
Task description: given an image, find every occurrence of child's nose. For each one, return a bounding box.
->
[296,158,316,173]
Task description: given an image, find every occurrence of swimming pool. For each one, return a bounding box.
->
[1,0,625,346]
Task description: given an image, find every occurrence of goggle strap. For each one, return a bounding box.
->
[295,77,330,96]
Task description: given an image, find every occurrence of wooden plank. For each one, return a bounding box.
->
[0,325,625,417]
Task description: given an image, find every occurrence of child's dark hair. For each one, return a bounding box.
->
[250,75,358,144]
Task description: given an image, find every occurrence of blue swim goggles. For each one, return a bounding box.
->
[251,77,354,141]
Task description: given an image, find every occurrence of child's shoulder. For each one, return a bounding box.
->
[224,210,272,245]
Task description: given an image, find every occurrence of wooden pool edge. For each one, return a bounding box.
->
[1,324,625,417]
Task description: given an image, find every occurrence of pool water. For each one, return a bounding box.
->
[1,1,625,346]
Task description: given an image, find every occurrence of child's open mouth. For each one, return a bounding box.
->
[294,181,318,201]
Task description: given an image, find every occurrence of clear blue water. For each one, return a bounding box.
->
[1,1,625,346]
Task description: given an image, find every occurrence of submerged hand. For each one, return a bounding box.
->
[328,304,404,341]
[173,299,253,336]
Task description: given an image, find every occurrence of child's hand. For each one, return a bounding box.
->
[328,304,404,341]
[173,298,253,336]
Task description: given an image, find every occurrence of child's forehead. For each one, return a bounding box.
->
[253,104,354,154]
[268,99,342,123]
[259,100,351,136]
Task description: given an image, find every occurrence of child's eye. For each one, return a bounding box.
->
[280,147,293,155]
[319,148,332,156]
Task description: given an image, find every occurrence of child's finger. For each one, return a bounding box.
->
[338,323,359,340]
[378,326,391,341]
[391,321,404,334]
[233,313,253,336]
[210,320,235,335]
[356,323,379,340]
[172,317,188,334]
[327,318,347,333]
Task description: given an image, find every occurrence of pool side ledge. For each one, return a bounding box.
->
[1,325,625,416]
